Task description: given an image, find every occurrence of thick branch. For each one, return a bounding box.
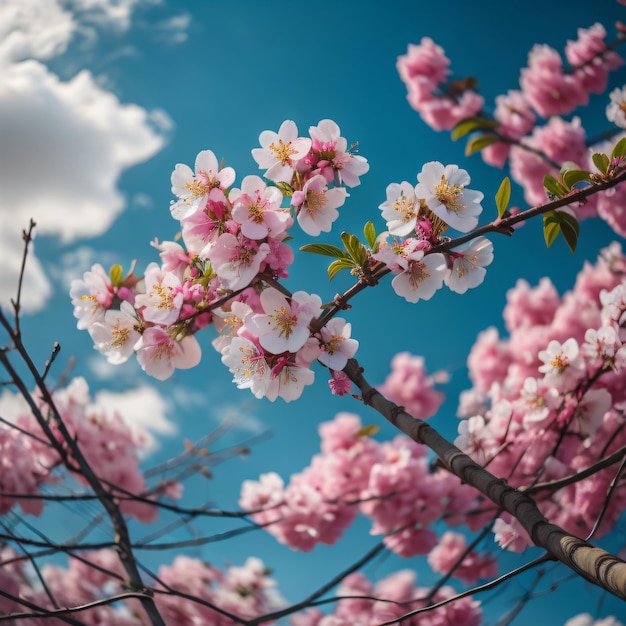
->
[343,358,626,601]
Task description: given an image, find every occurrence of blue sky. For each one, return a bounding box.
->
[1,0,626,623]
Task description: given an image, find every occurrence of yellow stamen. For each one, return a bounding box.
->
[269,140,296,165]
[110,325,130,348]
[434,175,465,213]
[305,189,327,214]
[271,306,297,339]
[392,194,415,222]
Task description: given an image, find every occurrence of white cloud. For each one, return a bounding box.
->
[0,59,170,313]
[0,382,176,457]
[152,12,191,44]
[65,0,147,32]
[0,0,75,64]
[94,385,176,455]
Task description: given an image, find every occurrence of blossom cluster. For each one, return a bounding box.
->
[375,160,494,302]
[0,547,282,625]
[71,120,367,400]
[456,242,626,550]
[397,24,626,236]
[291,570,482,626]
[0,377,170,522]
[240,412,496,583]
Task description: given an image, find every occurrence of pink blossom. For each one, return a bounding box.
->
[509,116,587,206]
[230,175,291,239]
[265,360,316,403]
[134,263,184,326]
[220,336,271,398]
[397,37,450,91]
[170,149,236,219]
[246,288,321,355]
[566,23,623,96]
[304,119,370,187]
[493,513,533,552]
[445,237,494,294]
[135,327,201,380]
[70,263,114,330]
[207,232,270,291]
[293,174,347,236]
[328,369,352,396]
[411,89,485,131]
[597,182,626,237]
[318,318,359,371]
[378,352,446,420]
[538,337,586,387]
[252,120,312,183]
[428,531,498,584]
[88,301,141,364]
[520,44,585,116]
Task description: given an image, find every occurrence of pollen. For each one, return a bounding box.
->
[269,139,296,165]
[186,179,210,198]
[407,260,430,289]
[550,354,569,373]
[392,194,415,222]
[151,284,175,309]
[248,203,266,223]
[305,189,327,214]
[325,336,344,355]
[271,306,297,339]
[434,175,465,214]
[110,325,130,348]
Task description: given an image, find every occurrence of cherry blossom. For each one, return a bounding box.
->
[135,327,201,381]
[379,181,421,237]
[207,233,271,291]
[220,336,271,398]
[246,288,322,354]
[317,317,359,371]
[87,301,141,364]
[251,120,312,183]
[70,263,114,330]
[170,149,236,219]
[445,236,494,294]
[378,352,446,420]
[416,161,483,232]
[292,174,347,236]
[383,243,448,303]
[606,85,626,128]
[304,119,370,187]
[538,337,586,387]
[230,175,291,239]
[134,263,184,326]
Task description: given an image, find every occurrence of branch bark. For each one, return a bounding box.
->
[343,358,626,601]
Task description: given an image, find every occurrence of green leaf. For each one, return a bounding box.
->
[465,133,499,156]
[611,137,626,161]
[561,169,591,190]
[543,173,568,198]
[494,176,511,218]
[300,243,348,259]
[592,152,610,175]
[357,424,380,437]
[543,212,561,248]
[451,117,500,141]
[109,264,123,286]
[327,259,355,281]
[557,211,580,253]
[340,232,367,265]
[363,221,377,248]
[275,181,294,197]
